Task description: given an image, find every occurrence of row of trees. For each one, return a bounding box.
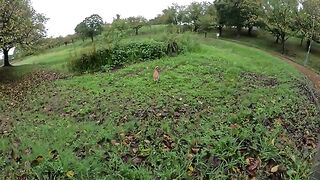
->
[150,0,320,54]
[74,14,148,42]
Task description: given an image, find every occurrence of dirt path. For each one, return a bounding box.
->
[270,53,320,180]
[274,54,320,90]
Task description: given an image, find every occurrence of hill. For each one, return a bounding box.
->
[1,31,319,179]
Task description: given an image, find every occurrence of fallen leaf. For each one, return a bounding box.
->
[111,140,120,146]
[230,123,240,129]
[132,148,138,154]
[271,139,275,146]
[66,170,75,178]
[187,165,194,176]
[270,165,286,173]
[49,149,59,160]
[187,153,193,160]
[207,156,221,168]
[132,157,143,166]
[246,157,261,176]
[271,165,280,173]
[191,147,200,154]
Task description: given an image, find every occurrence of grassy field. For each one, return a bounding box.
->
[1,31,319,179]
[213,28,320,73]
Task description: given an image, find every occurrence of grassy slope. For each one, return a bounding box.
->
[211,29,320,73]
[1,36,319,179]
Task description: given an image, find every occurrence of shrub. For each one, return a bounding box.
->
[69,41,167,73]
[69,32,200,73]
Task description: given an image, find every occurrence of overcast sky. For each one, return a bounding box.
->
[31,0,203,37]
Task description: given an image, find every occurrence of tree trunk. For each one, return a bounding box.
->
[275,35,280,44]
[3,49,11,67]
[218,26,223,37]
[135,28,139,35]
[236,26,241,38]
[91,36,94,42]
[193,25,199,32]
[306,39,311,52]
[281,35,286,54]
[300,37,304,47]
[248,26,253,36]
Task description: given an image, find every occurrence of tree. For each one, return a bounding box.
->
[215,0,262,37]
[240,0,263,36]
[127,16,148,35]
[296,0,320,51]
[186,2,208,32]
[198,3,217,38]
[75,22,87,42]
[75,14,104,42]
[215,0,229,36]
[263,0,299,54]
[162,5,180,25]
[0,0,47,66]
[198,14,216,38]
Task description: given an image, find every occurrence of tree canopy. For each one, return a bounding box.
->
[127,16,148,35]
[75,14,104,42]
[0,0,47,66]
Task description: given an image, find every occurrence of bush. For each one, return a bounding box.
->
[69,41,168,73]
[69,32,200,73]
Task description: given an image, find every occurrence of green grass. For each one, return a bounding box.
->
[1,37,319,179]
[207,28,320,72]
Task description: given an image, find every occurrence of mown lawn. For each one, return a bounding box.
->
[1,39,319,179]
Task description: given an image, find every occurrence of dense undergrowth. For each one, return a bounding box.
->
[68,33,199,73]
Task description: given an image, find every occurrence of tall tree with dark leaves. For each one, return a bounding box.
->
[296,0,320,51]
[262,0,299,54]
[83,14,104,42]
[0,0,47,66]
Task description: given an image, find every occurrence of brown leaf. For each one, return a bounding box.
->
[132,157,143,166]
[207,156,221,168]
[230,123,240,129]
[111,140,120,146]
[246,157,261,176]
[191,147,200,154]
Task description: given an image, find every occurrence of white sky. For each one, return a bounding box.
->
[31,0,203,37]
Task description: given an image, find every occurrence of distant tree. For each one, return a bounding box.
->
[127,16,148,35]
[296,0,320,50]
[75,22,87,42]
[241,0,263,36]
[0,0,47,66]
[215,0,262,37]
[75,14,104,42]
[262,0,299,54]
[186,2,208,32]
[116,14,121,20]
[162,5,180,25]
[215,0,234,36]
[111,18,129,32]
[198,14,216,38]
